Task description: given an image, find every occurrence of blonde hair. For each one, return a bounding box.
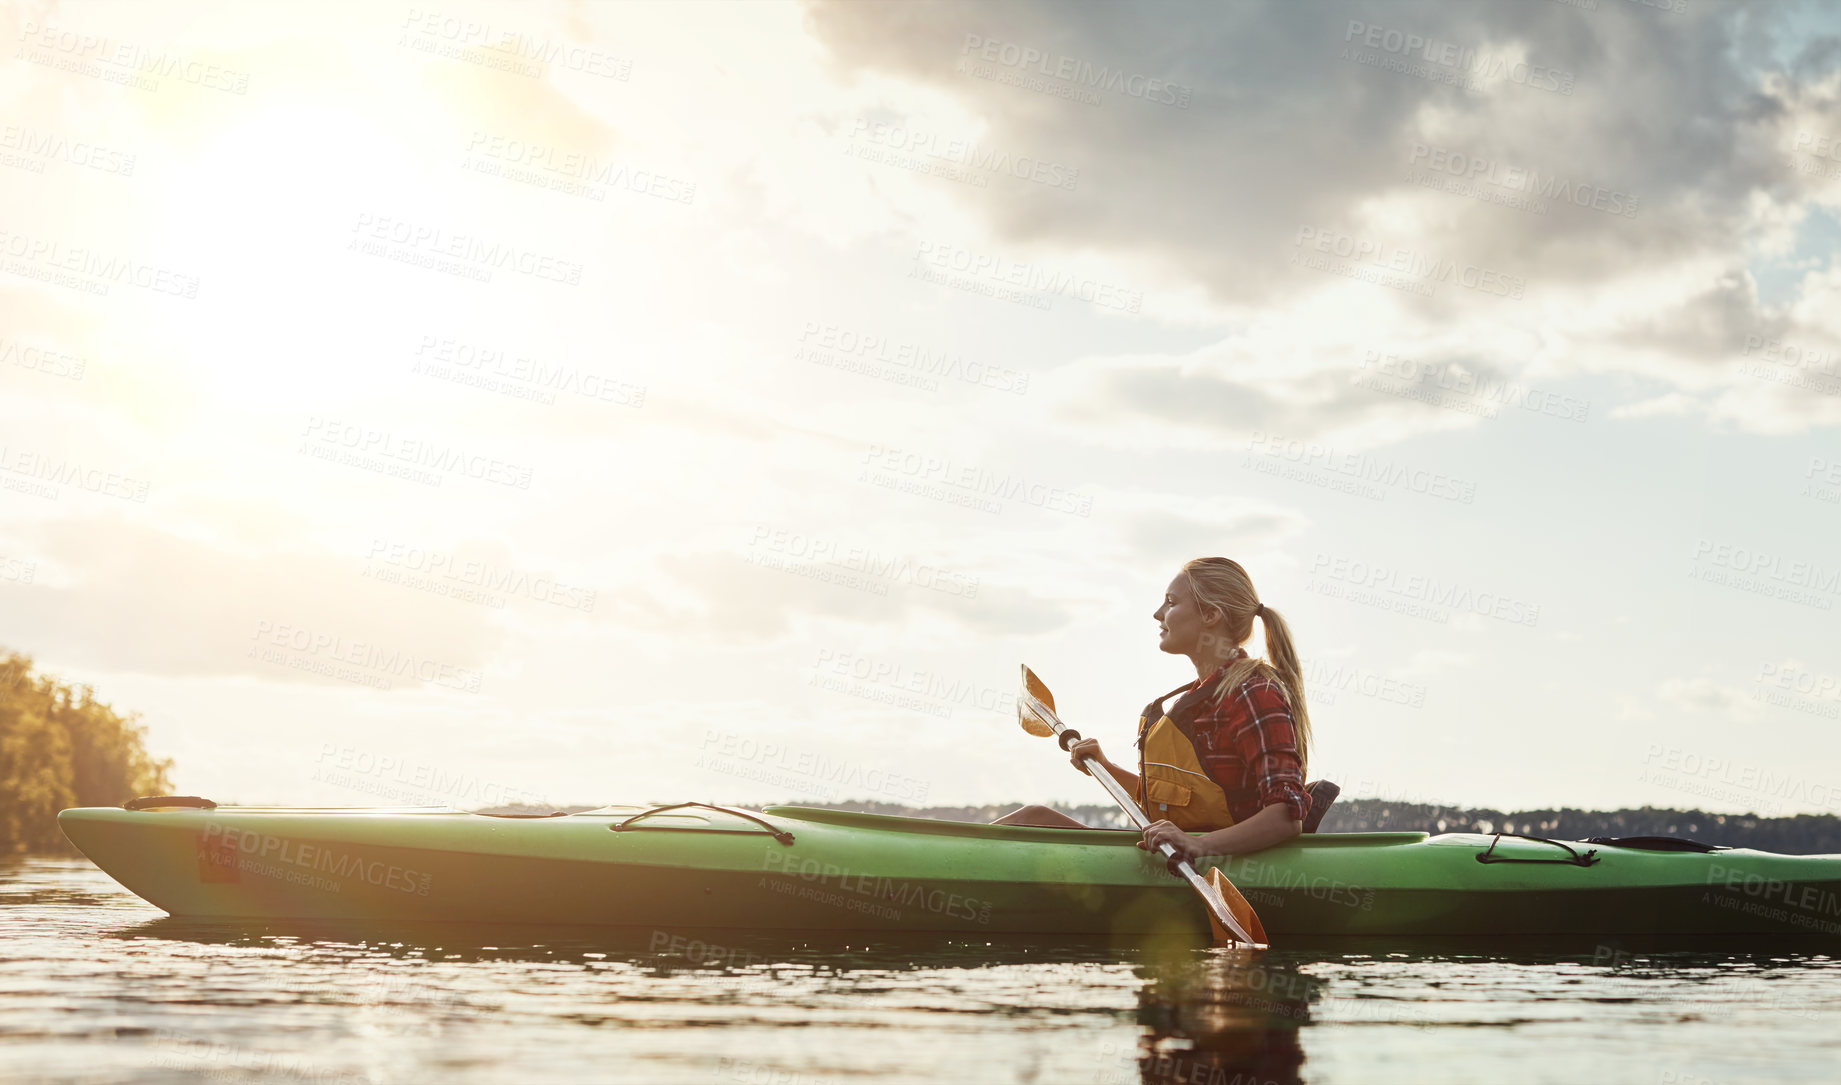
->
[1181,556,1311,775]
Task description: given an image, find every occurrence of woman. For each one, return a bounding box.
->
[994,557,1313,866]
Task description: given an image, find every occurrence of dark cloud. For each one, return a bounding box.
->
[805,0,1825,314]
[1607,269,1776,363]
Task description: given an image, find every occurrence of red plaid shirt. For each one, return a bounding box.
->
[1162,649,1312,825]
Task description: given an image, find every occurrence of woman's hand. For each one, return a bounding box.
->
[1067,737,1107,775]
[1138,819,1207,876]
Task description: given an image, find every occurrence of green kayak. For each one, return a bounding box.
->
[57,799,1841,938]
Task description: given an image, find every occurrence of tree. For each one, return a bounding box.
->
[0,652,172,854]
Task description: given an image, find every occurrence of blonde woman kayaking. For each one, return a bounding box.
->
[995,557,1314,863]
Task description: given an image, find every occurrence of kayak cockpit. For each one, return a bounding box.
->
[762,805,1430,847]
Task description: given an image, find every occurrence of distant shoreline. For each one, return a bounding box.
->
[29,798,1839,859]
[493,798,1841,856]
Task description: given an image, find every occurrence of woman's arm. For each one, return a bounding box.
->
[1138,802,1300,869]
[1066,737,1140,795]
[1191,802,1301,855]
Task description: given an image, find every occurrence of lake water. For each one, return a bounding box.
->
[5,858,1840,1084]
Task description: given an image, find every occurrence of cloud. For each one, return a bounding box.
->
[1656,676,1760,718]
[1050,337,1527,447]
[1,515,510,687]
[1604,270,1772,366]
[806,1,1816,299]
[642,549,1080,641]
[803,0,1841,439]
[1111,496,1306,570]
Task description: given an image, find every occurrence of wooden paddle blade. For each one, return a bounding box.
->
[1016,663,1060,733]
[1207,868,1269,948]
[1021,665,1055,712]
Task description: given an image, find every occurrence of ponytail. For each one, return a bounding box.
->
[1181,558,1312,775]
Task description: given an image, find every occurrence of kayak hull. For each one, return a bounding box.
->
[56,803,1841,938]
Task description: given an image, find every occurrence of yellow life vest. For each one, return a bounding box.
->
[1135,675,1260,833]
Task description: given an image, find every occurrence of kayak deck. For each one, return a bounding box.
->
[56,803,1841,938]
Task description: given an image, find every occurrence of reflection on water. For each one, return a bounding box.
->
[6,859,1841,1084]
[1128,951,1311,1085]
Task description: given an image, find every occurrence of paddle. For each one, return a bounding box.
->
[1017,664,1269,948]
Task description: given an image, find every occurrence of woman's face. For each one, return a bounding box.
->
[1153,573,1217,655]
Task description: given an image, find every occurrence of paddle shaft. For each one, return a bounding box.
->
[1021,691,1258,945]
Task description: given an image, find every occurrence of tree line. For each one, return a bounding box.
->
[800,800,1841,854]
[1318,800,1841,855]
[8,648,1833,859]
[0,653,171,854]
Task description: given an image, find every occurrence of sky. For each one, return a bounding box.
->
[3,0,1840,820]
